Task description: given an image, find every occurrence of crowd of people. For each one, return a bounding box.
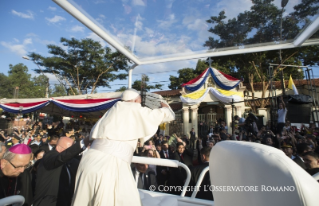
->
[0,95,319,205]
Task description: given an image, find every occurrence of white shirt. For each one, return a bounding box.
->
[163,150,169,158]
[277,108,287,123]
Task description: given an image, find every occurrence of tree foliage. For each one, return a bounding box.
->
[50,84,68,97]
[0,63,48,99]
[115,75,163,92]
[28,37,130,95]
[202,0,319,107]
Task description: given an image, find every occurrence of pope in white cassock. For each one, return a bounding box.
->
[72,89,175,206]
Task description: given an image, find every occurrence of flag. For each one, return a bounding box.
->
[288,75,299,95]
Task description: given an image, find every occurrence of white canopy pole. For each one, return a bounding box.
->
[53,0,141,65]
[294,15,319,46]
[128,64,137,89]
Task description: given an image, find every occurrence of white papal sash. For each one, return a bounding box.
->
[90,139,134,163]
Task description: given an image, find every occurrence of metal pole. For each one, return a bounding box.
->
[46,78,49,98]
[279,8,285,96]
[232,99,235,135]
[128,64,137,89]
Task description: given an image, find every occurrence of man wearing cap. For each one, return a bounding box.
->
[5,133,21,148]
[281,142,295,159]
[0,144,33,205]
[72,89,175,206]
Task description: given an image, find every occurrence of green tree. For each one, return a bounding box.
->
[169,68,198,90]
[0,64,49,99]
[0,73,11,98]
[51,84,68,97]
[115,86,127,92]
[202,0,317,107]
[31,74,50,98]
[7,63,47,98]
[28,37,130,95]
[116,75,163,92]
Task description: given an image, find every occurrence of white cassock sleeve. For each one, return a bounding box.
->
[89,102,175,142]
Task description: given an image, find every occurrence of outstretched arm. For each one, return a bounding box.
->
[280,96,286,109]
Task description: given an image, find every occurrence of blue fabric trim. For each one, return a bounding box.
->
[209,68,240,90]
[0,102,49,114]
[184,71,210,92]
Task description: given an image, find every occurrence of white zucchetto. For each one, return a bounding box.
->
[121,89,140,101]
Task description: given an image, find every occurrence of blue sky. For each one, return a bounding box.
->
[0,0,202,92]
[1,0,318,94]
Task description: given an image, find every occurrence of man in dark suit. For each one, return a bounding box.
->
[156,141,174,187]
[33,136,88,206]
[293,143,311,170]
[169,141,193,195]
[196,137,203,164]
[39,135,59,153]
[131,163,158,191]
[189,146,213,200]
[190,128,196,149]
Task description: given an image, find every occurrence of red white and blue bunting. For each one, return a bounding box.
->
[0,101,50,114]
[181,68,240,91]
[0,98,120,114]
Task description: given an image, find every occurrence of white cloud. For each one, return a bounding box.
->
[96,14,106,23]
[117,32,193,58]
[135,59,197,75]
[71,25,85,32]
[0,38,33,56]
[157,14,177,30]
[45,15,66,23]
[13,38,19,43]
[26,33,38,37]
[214,0,252,19]
[11,10,34,19]
[23,38,32,45]
[48,6,57,11]
[132,0,145,6]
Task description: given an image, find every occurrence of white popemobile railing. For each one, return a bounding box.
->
[132,156,191,197]
[132,156,215,206]
[0,195,25,206]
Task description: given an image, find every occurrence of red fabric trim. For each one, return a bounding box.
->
[4,101,48,107]
[54,98,116,104]
[181,68,208,87]
[218,70,239,81]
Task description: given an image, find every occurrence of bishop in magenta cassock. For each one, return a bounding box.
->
[0,144,33,206]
